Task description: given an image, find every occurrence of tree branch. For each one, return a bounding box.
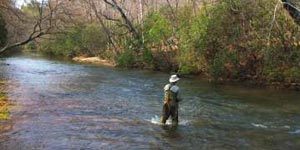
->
[268,0,281,43]
[104,0,140,39]
[84,0,119,54]
[0,0,60,54]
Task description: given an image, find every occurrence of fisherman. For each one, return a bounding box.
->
[161,74,182,125]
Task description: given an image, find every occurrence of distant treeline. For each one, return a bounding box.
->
[26,0,300,88]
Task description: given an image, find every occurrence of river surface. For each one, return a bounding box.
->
[0,53,300,150]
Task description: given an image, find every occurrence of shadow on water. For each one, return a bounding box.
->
[0,53,300,149]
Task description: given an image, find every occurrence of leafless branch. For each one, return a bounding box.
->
[0,0,61,54]
[104,0,140,39]
[84,0,119,54]
[268,0,281,42]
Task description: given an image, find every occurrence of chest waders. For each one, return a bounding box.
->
[161,85,179,125]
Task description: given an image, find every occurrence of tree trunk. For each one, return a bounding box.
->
[139,0,145,44]
[87,0,119,55]
[104,0,140,39]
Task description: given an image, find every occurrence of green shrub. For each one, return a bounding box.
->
[116,49,136,67]
[37,0,300,84]
[143,10,172,44]
[176,5,209,74]
[283,67,300,83]
[142,48,154,64]
[24,41,37,51]
[263,67,285,82]
[210,51,226,80]
[186,0,300,82]
[40,24,107,57]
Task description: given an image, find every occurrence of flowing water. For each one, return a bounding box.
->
[0,53,300,150]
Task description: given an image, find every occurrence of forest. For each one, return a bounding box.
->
[1,0,300,89]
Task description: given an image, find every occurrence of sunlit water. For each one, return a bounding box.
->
[0,53,300,150]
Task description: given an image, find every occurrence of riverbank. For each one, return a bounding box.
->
[71,57,300,91]
[208,78,300,91]
[0,79,10,120]
[72,56,116,67]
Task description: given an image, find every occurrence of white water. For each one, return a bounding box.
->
[251,123,268,129]
[289,129,300,134]
[147,115,191,126]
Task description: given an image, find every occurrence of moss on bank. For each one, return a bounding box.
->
[0,79,10,120]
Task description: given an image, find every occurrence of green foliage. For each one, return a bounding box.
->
[115,37,138,67]
[176,5,209,74]
[82,24,108,52]
[143,10,172,44]
[174,0,300,83]
[177,45,199,74]
[142,9,177,70]
[37,0,300,85]
[284,67,300,83]
[24,41,37,51]
[263,67,285,82]
[116,49,136,67]
[143,0,299,84]
[0,80,9,120]
[265,65,300,84]
[0,15,7,47]
[210,51,226,80]
[40,24,108,57]
[0,92,5,100]
[142,48,154,64]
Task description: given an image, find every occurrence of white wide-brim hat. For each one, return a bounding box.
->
[169,74,180,83]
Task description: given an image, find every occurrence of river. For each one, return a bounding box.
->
[0,53,300,150]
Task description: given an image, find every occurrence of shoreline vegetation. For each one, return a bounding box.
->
[72,56,300,91]
[0,79,10,120]
[1,0,300,91]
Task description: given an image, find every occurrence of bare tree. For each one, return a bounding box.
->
[138,0,145,44]
[0,0,61,54]
[84,0,119,55]
[103,0,140,39]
